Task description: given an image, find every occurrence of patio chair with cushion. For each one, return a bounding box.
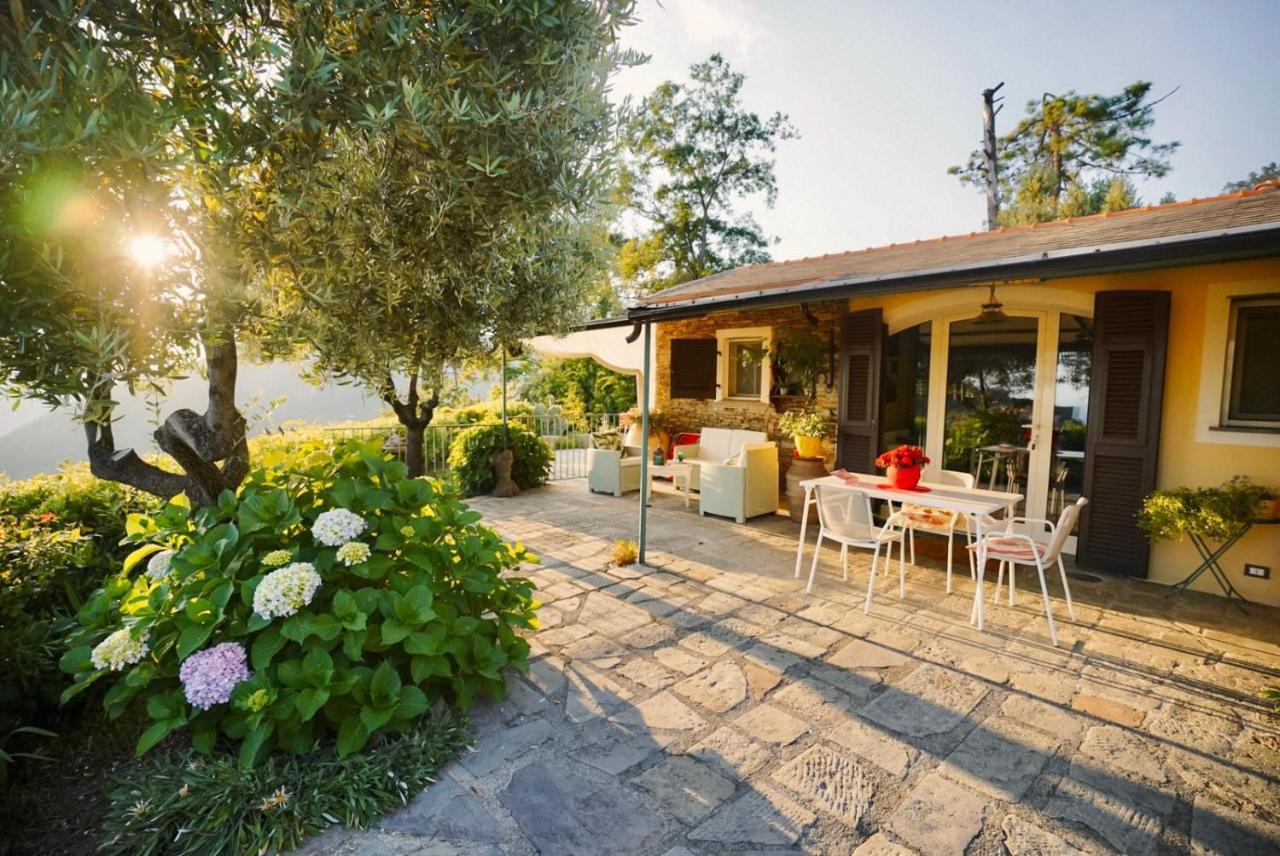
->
[586,430,641,497]
[698,442,780,524]
[968,497,1086,647]
[803,484,906,596]
[679,427,767,491]
[896,469,977,593]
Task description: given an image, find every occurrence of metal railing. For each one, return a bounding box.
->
[326,412,627,482]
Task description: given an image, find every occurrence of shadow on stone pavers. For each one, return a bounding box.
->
[459,486,1280,854]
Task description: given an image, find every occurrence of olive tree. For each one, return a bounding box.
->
[0,1,281,505]
[258,0,635,476]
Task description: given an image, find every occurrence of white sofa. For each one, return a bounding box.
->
[679,428,767,491]
[698,442,780,523]
[586,438,642,497]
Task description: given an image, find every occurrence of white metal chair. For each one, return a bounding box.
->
[896,469,977,593]
[969,497,1086,647]
[804,485,905,596]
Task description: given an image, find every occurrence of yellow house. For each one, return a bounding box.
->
[627,182,1280,605]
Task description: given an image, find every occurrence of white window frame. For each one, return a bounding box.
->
[1194,279,1280,447]
[715,326,772,403]
[1222,294,1280,428]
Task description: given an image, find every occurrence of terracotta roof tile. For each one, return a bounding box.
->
[641,181,1280,307]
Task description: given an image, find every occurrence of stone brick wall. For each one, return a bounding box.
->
[654,301,845,478]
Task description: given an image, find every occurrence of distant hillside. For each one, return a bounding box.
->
[0,362,384,480]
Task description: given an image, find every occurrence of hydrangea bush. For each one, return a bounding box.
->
[61,440,538,767]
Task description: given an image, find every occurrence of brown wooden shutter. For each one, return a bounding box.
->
[836,309,884,472]
[1076,290,1170,577]
[669,338,718,399]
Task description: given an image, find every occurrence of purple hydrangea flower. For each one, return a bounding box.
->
[179,642,251,710]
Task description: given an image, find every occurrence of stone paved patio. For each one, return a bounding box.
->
[302,481,1280,855]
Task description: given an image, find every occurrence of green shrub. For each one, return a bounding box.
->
[447,424,553,497]
[60,439,537,767]
[100,709,467,855]
[942,406,1024,471]
[0,467,161,720]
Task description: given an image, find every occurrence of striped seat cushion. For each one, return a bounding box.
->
[968,535,1045,561]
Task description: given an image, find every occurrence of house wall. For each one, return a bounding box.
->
[653,302,844,469]
[654,257,1280,605]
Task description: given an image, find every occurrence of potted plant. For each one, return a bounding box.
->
[778,408,829,459]
[621,408,671,457]
[875,444,930,490]
[1139,476,1279,542]
[770,328,828,408]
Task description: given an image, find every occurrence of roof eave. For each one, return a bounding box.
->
[627,222,1280,322]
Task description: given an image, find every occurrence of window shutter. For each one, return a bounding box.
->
[836,309,884,472]
[1077,291,1170,577]
[669,338,718,399]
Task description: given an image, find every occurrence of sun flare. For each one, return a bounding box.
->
[127,234,170,268]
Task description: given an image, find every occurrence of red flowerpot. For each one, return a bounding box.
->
[886,465,921,490]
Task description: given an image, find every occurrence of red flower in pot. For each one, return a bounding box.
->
[874,444,931,489]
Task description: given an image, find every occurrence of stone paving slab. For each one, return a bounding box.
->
[688,784,817,846]
[887,774,990,856]
[860,663,988,737]
[633,756,737,824]
[770,743,873,826]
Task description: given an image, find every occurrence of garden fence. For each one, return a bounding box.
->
[326,412,626,482]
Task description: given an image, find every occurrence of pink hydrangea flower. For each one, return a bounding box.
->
[179,642,251,710]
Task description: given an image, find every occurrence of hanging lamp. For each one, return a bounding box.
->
[972,283,1010,325]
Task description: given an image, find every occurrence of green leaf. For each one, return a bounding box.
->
[342,629,367,660]
[359,704,395,732]
[404,624,446,655]
[309,613,342,641]
[410,654,452,683]
[381,618,412,645]
[177,622,214,658]
[135,718,182,756]
[301,647,334,687]
[184,597,216,625]
[295,687,330,722]
[250,626,285,671]
[369,661,401,707]
[238,721,273,769]
[59,645,93,675]
[336,716,370,757]
[332,590,358,621]
[122,543,163,575]
[192,725,217,754]
[396,685,429,720]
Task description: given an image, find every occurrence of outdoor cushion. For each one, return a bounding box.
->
[969,535,1045,561]
[902,502,954,528]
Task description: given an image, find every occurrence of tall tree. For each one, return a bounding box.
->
[618,53,798,295]
[1224,162,1280,192]
[0,1,278,505]
[259,1,636,476]
[951,82,1179,225]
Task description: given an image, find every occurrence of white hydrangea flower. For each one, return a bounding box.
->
[145,549,175,582]
[335,541,371,567]
[253,562,322,620]
[262,549,292,568]
[311,509,367,547]
[91,627,150,671]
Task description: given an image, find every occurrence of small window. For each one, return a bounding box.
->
[727,340,765,398]
[1224,296,1280,426]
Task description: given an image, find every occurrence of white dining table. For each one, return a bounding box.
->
[792,473,1023,630]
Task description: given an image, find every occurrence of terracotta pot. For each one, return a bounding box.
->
[794,434,824,459]
[1260,497,1280,520]
[886,465,921,490]
[786,457,829,521]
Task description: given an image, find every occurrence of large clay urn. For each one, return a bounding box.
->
[786,456,829,521]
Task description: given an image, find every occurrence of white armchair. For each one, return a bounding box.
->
[680,428,767,491]
[698,442,779,523]
[587,435,641,497]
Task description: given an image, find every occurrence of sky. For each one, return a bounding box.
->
[611,0,1280,261]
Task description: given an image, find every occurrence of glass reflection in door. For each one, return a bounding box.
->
[1044,314,1091,535]
[944,315,1039,512]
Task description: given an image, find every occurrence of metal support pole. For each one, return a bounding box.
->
[638,322,651,565]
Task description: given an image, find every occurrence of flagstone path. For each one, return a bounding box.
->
[300,482,1280,856]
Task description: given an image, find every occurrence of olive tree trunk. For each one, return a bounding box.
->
[381,372,438,479]
[84,336,249,507]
